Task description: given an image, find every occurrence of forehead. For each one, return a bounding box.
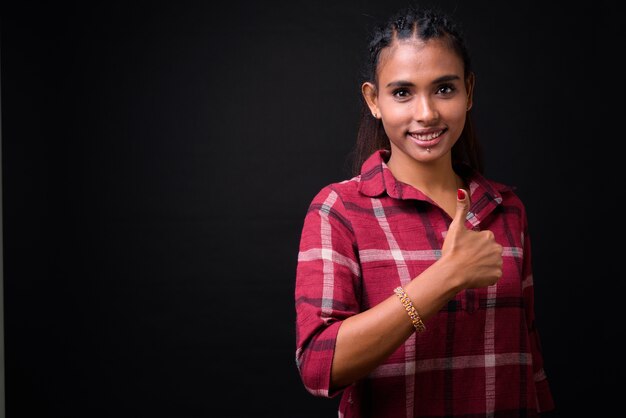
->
[377,38,464,83]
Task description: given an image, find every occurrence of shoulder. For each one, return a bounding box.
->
[301,177,365,236]
[499,181,527,211]
[481,176,530,226]
[475,173,524,206]
[458,162,526,211]
[307,175,364,208]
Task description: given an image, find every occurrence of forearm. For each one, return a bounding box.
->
[330,259,463,390]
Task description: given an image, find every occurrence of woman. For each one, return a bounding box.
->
[294,5,555,417]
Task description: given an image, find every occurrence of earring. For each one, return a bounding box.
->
[373,113,377,118]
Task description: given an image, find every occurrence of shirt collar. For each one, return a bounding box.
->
[357,149,514,227]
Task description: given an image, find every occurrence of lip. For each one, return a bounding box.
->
[407,128,447,148]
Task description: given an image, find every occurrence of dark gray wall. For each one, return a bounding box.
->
[1,31,5,417]
[1,1,622,417]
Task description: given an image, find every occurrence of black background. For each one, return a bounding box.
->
[1,1,622,417]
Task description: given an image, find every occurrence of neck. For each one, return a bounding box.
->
[386,151,461,195]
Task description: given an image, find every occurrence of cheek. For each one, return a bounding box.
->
[443,102,468,128]
[379,101,413,127]
[451,109,467,126]
[443,98,467,118]
[382,115,413,140]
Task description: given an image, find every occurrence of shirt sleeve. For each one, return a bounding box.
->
[521,210,556,413]
[294,185,361,398]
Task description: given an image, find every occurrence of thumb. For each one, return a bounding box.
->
[450,188,470,228]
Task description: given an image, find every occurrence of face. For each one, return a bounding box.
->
[363,38,474,167]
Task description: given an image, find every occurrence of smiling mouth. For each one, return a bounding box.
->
[408,129,446,141]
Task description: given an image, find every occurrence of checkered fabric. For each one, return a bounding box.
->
[295,150,555,417]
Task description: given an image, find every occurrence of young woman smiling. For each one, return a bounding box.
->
[294,5,555,417]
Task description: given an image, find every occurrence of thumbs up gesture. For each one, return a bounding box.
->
[441,189,503,289]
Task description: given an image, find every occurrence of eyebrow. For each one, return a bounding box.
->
[386,75,461,88]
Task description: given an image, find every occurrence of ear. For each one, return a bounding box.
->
[361,82,380,118]
[465,72,475,111]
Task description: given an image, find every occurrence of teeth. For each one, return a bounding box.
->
[411,130,443,141]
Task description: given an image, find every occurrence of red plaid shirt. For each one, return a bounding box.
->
[295,150,555,417]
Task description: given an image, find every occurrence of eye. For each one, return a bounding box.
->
[392,88,411,100]
[436,83,457,95]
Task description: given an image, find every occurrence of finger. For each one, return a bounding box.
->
[450,188,470,228]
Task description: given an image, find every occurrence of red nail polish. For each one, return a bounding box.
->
[457,189,465,200]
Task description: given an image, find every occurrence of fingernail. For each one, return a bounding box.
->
[457,189,465,200]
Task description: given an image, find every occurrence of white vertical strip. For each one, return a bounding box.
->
[320,191,339,321]
[484,285,498,417]
[370,199,411,284]
[370,198,414,418]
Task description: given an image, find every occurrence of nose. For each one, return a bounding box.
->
[414,95,439,124]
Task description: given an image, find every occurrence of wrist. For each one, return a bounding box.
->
[403,258,465,320]
[431,255,467,294]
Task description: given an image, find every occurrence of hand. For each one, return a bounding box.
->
[440,189,503,289]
